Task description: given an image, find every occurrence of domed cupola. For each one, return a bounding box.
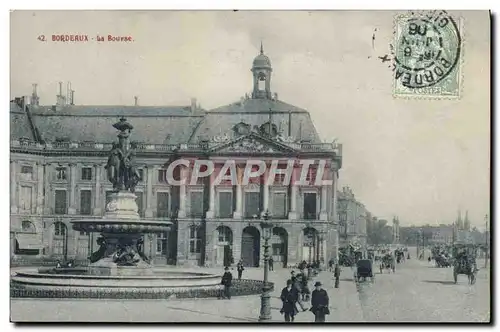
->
[251,42,273,99]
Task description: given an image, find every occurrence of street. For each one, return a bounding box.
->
[10,253,490,323]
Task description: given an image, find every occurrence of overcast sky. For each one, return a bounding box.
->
[10,10,490,227]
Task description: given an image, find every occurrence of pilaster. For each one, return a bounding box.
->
[10,160,18,214]
[145,165,154,218]
[68,163,77,215]
[36,162,44,214]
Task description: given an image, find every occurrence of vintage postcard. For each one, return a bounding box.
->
[9,10,490,323]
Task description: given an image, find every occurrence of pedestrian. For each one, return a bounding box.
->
[219,266,233,300]
[307,262,313,280]
[310,281,330,323]
[55,260,62,268]
[328,259,334,272]
[291,271,307,311]
[334,263,340,288]
[300,272,310,302]
[269,256,274,271]
[237,260,244,280]
[280,279,299,322]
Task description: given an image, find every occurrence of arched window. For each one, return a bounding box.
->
[54,222,66,236]
[21,220,36,233]
[218,226,232,243]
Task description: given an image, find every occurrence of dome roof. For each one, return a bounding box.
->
[252,53,271,68]
[252,42,272,68]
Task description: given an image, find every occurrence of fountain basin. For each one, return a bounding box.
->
[11,267,222,292]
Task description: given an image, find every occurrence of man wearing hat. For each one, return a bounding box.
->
[219,266,233,300]
[280,279,299,322]
[310,281,330,322]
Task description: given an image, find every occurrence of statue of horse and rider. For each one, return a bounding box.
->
[105,142,141,192]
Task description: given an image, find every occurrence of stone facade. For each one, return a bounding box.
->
[336,186,368,249]
[10,47,343,268]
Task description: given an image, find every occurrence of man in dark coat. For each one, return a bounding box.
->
[280,279,299,322]
[269,256,274,271]
[310,281,330,322]
[334,263,341,288]
[290,271,307,311]
[220,266,233,300]
[237,260,244,280]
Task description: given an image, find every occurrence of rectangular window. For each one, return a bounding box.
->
[303,192,317,220]
[56,167,67,181]
[189,226,202,254]
[244,192,260,218]
[136,192,144,217]
[158,169,167,183]
[81,167,92,181]
[157,192,170,218]
[20,185,33,211]
[189,191,204,218]
[138,169,144,182]
[80,190,92,215]
[272,192,287,219]
[54,190,67,215]
[218,192,233,218]
[156,232,168,255]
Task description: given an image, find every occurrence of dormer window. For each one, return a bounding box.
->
[56,166,67,180]
[232,122,251,136]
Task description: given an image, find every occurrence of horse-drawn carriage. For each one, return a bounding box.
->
[354,259,375,283]
[379,253,395,273]
[452,243,478,285]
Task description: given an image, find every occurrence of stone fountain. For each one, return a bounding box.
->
[11,118,221,296]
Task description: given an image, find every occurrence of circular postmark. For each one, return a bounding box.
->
[394,10,461,88]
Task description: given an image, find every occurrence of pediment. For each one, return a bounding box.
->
[210,134,297,154]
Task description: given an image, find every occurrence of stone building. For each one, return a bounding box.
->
[10,47,343,267]
[336,186,368,249]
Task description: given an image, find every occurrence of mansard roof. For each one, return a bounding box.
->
[189,98,321,143]
[10,102,35,140]
[23,104,204,144]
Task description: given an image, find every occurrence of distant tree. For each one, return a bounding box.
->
[367,218,392,245]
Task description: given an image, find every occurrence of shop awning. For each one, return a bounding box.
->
[15,233,43,250]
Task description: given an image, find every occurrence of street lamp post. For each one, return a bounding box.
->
[319,230,326,265]
[259,210,273,322]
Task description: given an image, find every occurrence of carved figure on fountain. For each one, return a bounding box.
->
[105,117,141,193]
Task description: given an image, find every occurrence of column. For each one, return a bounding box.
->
[319,186,328,221]
[288,166,297,220]
[10,160,17,214]
[262,175,269,216]
[68,163,77,215]
[206,172,215,219]
[43,163,51,214]
[178,166,187,218]
[93,164,102,215]
[145,165,154,218]
[233,183,243,219]
[36,162,44,214]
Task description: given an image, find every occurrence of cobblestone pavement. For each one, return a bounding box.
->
[11,255,490,323]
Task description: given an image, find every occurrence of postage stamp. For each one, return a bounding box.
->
[393,10,463,98]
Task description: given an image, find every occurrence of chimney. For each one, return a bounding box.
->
[70,90,75,105]
[66,82,71,105]
[134,96,138,106]
[56,81,66,106]
[191,98,197,111]
[31,83,40,106]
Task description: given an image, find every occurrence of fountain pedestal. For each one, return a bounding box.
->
[73,191,171,277]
